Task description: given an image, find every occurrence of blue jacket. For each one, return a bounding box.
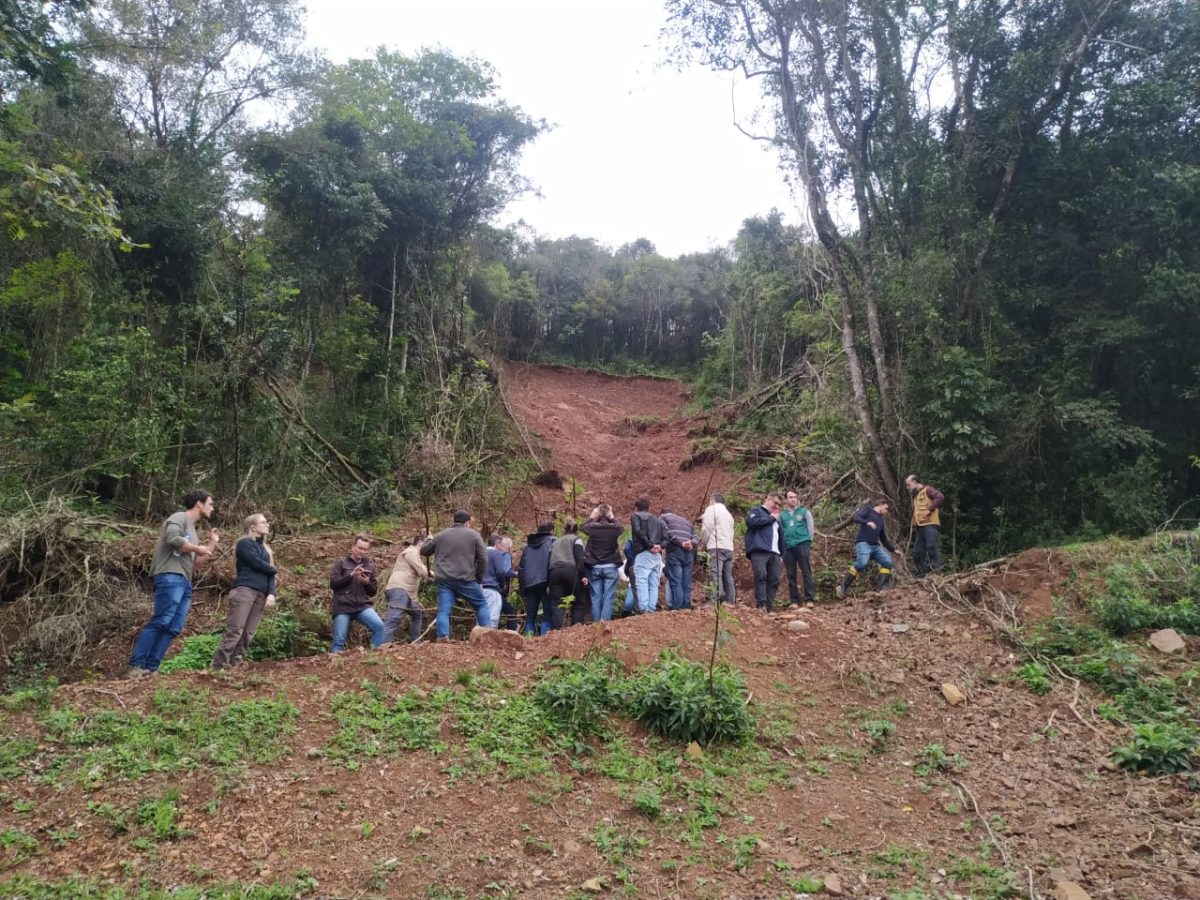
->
[231,536,277,596]
[744,505,782,556]
[852,505,895,551]
[483,547,517,592]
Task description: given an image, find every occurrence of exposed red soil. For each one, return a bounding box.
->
[498,361,750,521]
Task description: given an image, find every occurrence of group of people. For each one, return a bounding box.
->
[124,476,945,676]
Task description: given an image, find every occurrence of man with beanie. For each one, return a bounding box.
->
[517,522,556,635]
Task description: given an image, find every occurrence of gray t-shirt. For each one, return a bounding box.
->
[150,511,197,579]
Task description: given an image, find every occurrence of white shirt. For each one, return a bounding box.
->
[699,503,735,552]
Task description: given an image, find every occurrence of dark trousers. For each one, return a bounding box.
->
[782,542,814,602]
[749,551,782,610]
[522,584,550,635]
[912,525,943,575]
[382,587,426,642]
[546,565,578,630]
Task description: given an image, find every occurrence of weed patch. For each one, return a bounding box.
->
[40,687,297,786]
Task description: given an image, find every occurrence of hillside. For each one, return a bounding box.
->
[1,365,1197,899]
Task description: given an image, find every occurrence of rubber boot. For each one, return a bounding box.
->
[877,568,893,591]
[836,569,856,600]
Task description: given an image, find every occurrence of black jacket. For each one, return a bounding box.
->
[518,532,556,589]
[581,518,623,566]
[852,505,895,551]
[630,510,665,556]
[231,536,277,596]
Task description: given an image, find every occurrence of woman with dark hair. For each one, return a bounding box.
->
[212,513,276,669]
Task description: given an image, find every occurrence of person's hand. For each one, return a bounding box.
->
[894,549,904,557]
[682,540,693,552]
[195,544,213,557]
[651,545,661,555]
[867,522,877,529]
[580,577,589,587]
[265,594,277,607]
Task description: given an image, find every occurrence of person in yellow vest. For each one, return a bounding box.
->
[906,475,945,576]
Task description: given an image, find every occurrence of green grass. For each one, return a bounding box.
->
[323,681,452,766]
[36,687,297,787]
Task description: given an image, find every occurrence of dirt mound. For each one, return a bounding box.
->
[4,596,1195,899]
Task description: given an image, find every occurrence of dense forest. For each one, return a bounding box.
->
[1,0,1197,559]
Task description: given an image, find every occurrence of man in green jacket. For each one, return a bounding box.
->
[780,490,815,605]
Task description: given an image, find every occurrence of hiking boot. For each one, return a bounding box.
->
[836,572,855,600]
[877,568,893,591]
[124,666,150,680]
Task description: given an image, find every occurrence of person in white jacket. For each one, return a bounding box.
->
[699,493,736,604]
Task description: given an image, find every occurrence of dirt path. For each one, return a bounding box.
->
[499,361,746,520]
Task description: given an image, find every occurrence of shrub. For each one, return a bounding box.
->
[624,652,752,745]
[1017,662,1053,695]
[1110,722,1198,775]
[533,655,624,736]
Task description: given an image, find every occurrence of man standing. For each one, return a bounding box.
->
[382,534,431,644]
[482,533,518,628]
[630,497,666,614]
[780,490,816,605]
[906,475,945,576]
[517,523,556,635]
[660,507,696,611]
[837,500,902,598]
[421,510,489,640]
[745,492,784,610]
[330,534,384,652]
[127,490,220,677]
[700,493,735,605]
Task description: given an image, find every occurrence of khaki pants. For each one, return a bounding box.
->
[212,586,267,669]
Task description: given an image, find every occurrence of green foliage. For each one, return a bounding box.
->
[1110,722,1198,775]
[324,682,451,766]
[862,719,896,752]
[532,654,623,736]
[625,652,753,745]
[1016,662,1053,695]
[920,347,1001,477]
[136,790,185,842]
[913,744,968,778]
[41,687,297,785]
[158,610,325,673]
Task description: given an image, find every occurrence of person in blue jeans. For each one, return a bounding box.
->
[660,508,697,610]
[581,504,623,621]
[630,497,665,613]
[128,490,220,677]
[837,500,903,598]
[421,510,489,639]
[329,533,384,652]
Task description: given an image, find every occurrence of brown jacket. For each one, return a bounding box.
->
[329,555,379,616]
[912,486,945,527]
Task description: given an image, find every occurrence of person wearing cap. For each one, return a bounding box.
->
[421,510,488,640]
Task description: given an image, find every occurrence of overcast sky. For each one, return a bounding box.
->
[303,0,799,258]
